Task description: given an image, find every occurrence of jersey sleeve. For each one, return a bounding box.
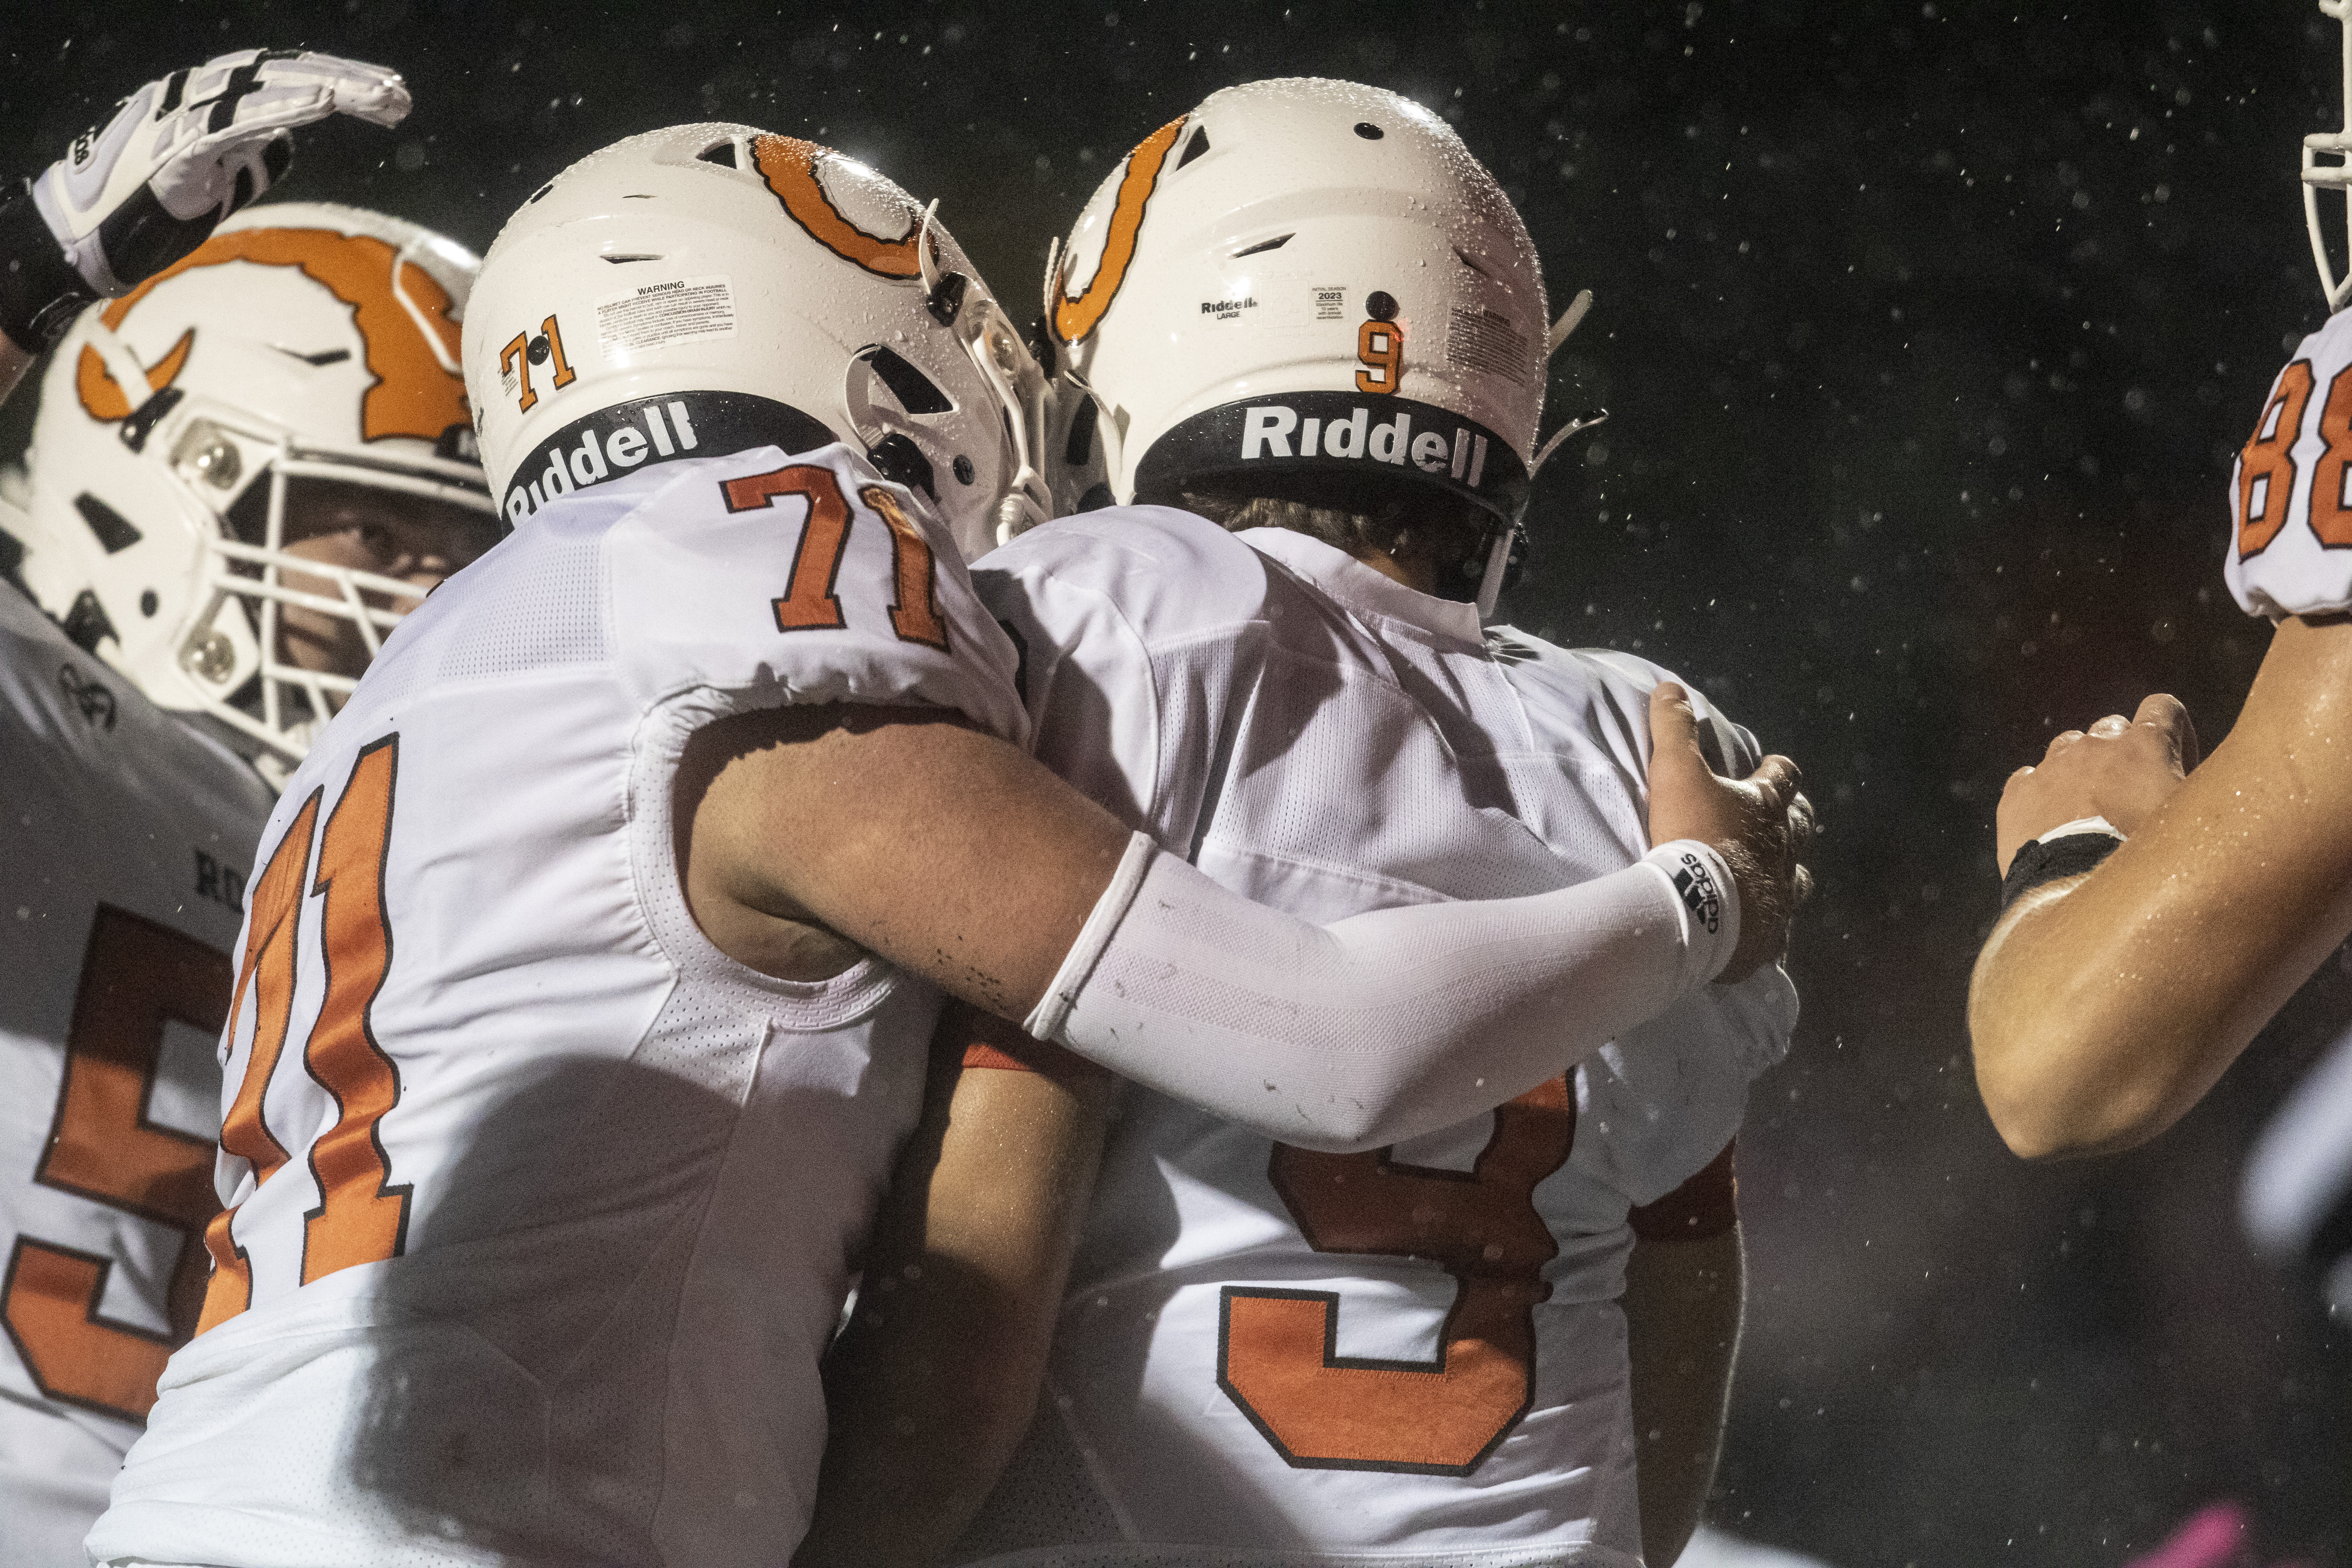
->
[1626,1138,1739,1241]
[2225,309,2352,621]
[974,505,1275,849]
[603,443,1029,744]
[1492,639,1795,1204]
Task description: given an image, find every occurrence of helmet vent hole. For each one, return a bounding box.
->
[528,183,555,203]
[1065,394,1098,467]
[867,433,938,501]
[140,590,158,618]
[1353,122,1384,141]
[1231,234,1291,258]
[697,140,740,168]
[1177,125,1212,169]
[73,493,143,555]
[601,253,662,264]
[1452,247,1492,278]
[860,346,956,415]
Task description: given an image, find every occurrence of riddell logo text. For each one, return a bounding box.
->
[505,399,701,524]
[1239,402,1490,487]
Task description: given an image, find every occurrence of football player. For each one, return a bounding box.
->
[90,123,1804,1567]
[804,80,1808,1568]
[1968,0,2352,1171]
[0,51,497,1566]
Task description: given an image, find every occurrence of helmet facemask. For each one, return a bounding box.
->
[152,394,495,777]
[2308,0,2352,312]
[841,205,1054,550]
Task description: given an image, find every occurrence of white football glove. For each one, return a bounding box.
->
[16,50,408,319]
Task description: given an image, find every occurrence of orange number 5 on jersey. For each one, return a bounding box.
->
[1217,1077,1575,1475]
[2,908,230,1422]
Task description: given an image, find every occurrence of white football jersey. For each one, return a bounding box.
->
[89,444,1028,1568]
[960,511,1796,1567]
[2227,307,2352,619]
[0,578,272,1568]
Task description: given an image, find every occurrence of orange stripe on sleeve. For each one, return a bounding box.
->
[948,1002,1107,1083]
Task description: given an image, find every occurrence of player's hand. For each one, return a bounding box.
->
[1995,693,2198,875]
[1646,682,1812,983]
[27,51,409,302]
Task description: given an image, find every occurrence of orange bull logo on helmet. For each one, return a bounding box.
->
[751,134,925,280]
[74,227,472,446]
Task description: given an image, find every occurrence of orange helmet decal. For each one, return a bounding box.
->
[73,226,469,444]
[76,328,196,421]
[751,135,923,279]
[1053,116,1186,346]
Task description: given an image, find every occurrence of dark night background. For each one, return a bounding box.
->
[4,2,2348,1563]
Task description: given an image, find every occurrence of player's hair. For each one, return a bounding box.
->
[1171,475,1494,584]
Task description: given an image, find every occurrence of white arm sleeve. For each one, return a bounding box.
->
[1025,833,1741,1152]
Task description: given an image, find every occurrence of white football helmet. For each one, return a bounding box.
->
[9,200,491,771]
[465,123,1050,562]
[2308,0,2352,312]
[1042,78,1601,613]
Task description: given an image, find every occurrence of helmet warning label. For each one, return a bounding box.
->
[1446,305,1532,385]
[593,274,737,360]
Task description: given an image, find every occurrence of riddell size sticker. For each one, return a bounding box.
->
[594,274,737,359]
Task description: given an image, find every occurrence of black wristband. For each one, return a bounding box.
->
[2000,830,2122,912]
[0,178,94,353]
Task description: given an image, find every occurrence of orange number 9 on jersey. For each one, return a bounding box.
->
[1216,1077,1574,1475]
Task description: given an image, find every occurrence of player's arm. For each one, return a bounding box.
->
[1623,1145,1745,1568]
[681,684,1807,1154]
[0,50,411,402]
[794,1007,1111,1568]
[1970,615,2352,1158]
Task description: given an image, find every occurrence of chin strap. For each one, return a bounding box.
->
[1473,524,1515,620]
[1545,288,1594,358]
[1528,288,1608,481]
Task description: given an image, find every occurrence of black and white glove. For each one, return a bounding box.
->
[0,50,410,351]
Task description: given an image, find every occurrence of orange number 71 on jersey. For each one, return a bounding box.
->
[200,736,410,1333]
[721,463,951,652]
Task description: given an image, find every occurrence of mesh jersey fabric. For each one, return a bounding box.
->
[88,443,1028,1568]
[2227,305,2352,619]
[961,509,1795,1566]
[0,577,273,1568]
